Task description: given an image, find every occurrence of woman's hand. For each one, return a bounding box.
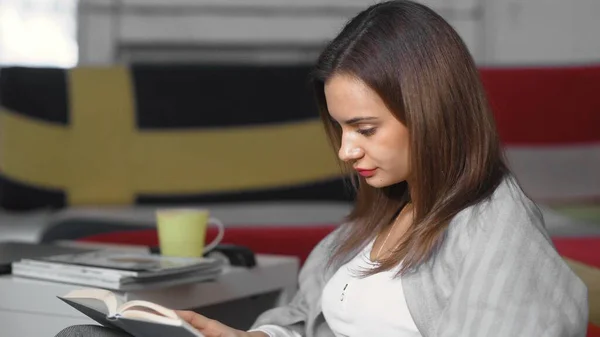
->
[176,310,268,337]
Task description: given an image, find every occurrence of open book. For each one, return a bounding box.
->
[58,288,205,337]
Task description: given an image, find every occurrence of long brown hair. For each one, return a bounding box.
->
[312,0,509,275]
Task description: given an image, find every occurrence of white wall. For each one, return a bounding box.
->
[482,0,600,65]
[77,0,600,66]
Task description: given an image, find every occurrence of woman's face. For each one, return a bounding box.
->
[324,73,411,188]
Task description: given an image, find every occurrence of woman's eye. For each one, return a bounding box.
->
[357,128,376,136]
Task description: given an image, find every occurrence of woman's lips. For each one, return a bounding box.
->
[356,168,377,177]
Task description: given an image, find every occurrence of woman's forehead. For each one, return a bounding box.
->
[325,74,389,121]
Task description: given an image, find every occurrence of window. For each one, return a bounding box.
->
[0,0,77,67]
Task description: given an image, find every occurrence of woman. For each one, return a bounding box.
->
[59,1,587,337]
[176,1,588,336]
[175,1,588,337]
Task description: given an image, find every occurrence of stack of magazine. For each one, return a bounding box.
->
[11,251,225,290]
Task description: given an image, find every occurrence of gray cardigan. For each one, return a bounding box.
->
[251,177,589,336]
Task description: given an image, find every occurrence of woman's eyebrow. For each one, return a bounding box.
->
[344,116,378,125]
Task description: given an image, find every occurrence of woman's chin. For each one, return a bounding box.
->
[363,175,406,188]
[364,176,389,188]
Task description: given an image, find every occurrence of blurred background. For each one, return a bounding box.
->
[0,0,599,257]
[0,0,599,335]
[0,0,599,261]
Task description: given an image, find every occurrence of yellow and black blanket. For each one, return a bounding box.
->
[0,65,351,210]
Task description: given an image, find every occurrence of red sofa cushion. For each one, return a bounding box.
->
[78,226,600,267]
[480,65,600,145]
[590,323,600,337]
[77,225,338,264]
[552,237,600,268]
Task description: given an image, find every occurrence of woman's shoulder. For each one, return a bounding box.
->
[437,174,571,282]
[447,174,550,246]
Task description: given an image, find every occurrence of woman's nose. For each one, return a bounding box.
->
[338,141,364,162]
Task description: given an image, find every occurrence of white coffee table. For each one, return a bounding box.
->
[0,254,299,337]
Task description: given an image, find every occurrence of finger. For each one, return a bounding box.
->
[175,311,206,328]
[175,310,196,322]
[175,310,228,334]
[175,310,196,319]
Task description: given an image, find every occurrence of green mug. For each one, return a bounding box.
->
[156,208,225,257]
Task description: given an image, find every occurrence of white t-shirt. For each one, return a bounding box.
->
[252,240,422,337]
[320,239,422,337]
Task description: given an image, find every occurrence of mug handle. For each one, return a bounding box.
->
[204,217,225,253]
